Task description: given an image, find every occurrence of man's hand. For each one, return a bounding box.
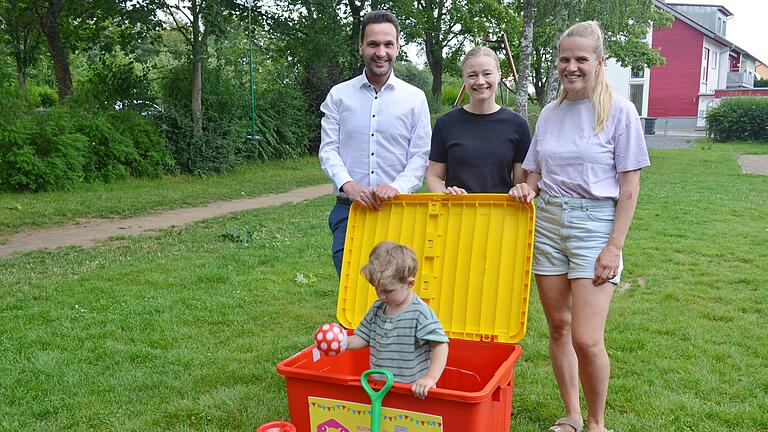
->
[372,183,398,200]
[411,375,437,399]
[341,181,381,209]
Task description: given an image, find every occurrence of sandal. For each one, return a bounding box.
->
[549,417,584,432]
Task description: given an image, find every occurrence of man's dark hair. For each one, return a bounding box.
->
[360,10,400,42]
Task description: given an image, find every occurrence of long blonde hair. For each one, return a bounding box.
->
[557,21,613,133]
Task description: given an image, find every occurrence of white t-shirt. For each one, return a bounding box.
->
[522,95,650,200]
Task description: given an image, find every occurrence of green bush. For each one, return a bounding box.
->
[706,97,768,142]
[72,112,136,183]
[0,98,173,191]
[0,108,88,191]
[25,85,59,108]
[106,110,172,178]
[71,52,153,113]
[754,78,768,88]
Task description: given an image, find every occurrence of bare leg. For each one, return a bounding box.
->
[570,278,615,431]
[536,274,582,423]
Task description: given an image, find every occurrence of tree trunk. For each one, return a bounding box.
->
[532,46,547,107]
[191,0,203,136]
[424,35,443,108]
[17,69,27,92]
[544,39,560,104]
[348,0,362,56]
[516,0,534,118]
[192,60,203,135]
[39,0,72,101]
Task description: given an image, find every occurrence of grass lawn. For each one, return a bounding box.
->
[1,142,766,431]
[0,155,327,239]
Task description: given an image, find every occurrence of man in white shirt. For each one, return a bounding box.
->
[319,10,431,277]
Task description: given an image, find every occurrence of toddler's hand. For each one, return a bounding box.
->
[411,376,437,399]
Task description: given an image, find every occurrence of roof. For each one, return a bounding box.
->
[666,3,733,17]
[654,0,766,65]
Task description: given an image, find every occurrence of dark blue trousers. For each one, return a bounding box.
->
[328,201,351,277]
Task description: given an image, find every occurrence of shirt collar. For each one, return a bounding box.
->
[357,69,400,91]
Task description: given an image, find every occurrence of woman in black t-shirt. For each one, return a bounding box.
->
[426,46,531,194]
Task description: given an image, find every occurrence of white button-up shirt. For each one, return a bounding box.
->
[319,71,431,196]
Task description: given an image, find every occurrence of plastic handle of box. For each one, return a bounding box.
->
[360,369,394,432]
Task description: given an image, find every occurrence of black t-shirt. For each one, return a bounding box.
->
[430,107,531,193]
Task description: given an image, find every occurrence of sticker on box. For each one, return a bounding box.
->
[308,397,443,432]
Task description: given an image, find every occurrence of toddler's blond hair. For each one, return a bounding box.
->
[361,241,418,288]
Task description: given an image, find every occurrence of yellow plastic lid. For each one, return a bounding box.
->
[337,194,535,344]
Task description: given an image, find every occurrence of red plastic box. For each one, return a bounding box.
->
[277,194,535,432]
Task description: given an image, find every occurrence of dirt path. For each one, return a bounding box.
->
[0,184,332,259]
[738,155,768,175]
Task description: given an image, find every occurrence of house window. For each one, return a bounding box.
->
[702,48,710,82]
[716,16,726,37]
[631,67,644,79]
[629,83,643,115]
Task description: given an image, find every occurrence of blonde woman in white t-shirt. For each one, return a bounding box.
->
[509,21,650,432]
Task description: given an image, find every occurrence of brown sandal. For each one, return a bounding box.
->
[548,417,584,432]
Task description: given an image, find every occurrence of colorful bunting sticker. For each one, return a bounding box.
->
[308,397,444,431]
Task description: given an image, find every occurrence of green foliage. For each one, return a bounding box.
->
[0,91,172,191]
[754,78,768,88]
[0,108,88,191]
[395,61,432,95]
[706,97,768,142]
[26,85,59,108]
[440,78,465,109]
[159,60,309,175]
[106,110,172,178]
[265,0,358,150]
[68,110,171,183]
[219,225,257,245]
[71,51,153,112]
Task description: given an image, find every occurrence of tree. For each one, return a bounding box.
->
[140,0,239,135]
[264,0,359,149]
[515,0,533,118]
[0,0,43,91]
[3,0,148,101]
[34,0,72,100]
[385,0,514,107]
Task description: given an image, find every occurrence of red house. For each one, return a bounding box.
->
[604,1,766,129]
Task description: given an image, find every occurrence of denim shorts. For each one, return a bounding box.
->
[533,192,622,283]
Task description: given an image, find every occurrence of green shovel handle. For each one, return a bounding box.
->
[360,369,394,432]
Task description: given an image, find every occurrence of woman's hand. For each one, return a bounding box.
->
[509,183,536,202]
[593,243,621,285]
[445,186,467,195]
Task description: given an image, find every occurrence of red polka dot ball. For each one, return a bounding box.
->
[314,323,348,356]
